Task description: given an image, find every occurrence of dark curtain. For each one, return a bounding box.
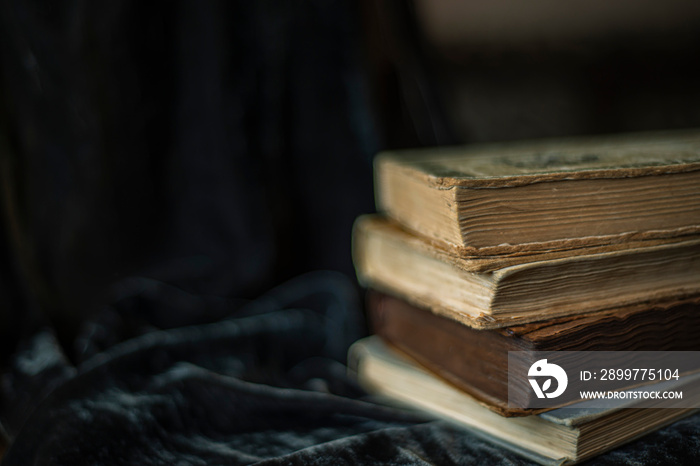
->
[0,0,376,357]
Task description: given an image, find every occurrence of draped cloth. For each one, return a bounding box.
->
[1,272,699,465]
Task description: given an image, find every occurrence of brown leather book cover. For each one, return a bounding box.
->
[368,291,700,416]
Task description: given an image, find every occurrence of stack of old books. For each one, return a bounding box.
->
[349,130,700,464]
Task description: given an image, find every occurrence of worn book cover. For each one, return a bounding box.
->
[367,292,700,415]
[349,336,699,465]
[353,215,700,328]
[376,130,700,255]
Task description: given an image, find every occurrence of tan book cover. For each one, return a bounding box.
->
[375,129,700,255]
[353,215,700,329]
[349,336,699,465]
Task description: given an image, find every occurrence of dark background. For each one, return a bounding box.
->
[2,0,700,458]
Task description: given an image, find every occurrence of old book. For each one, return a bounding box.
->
[349,336,699,465]
[375,130,700,256]
[353,215,700,328]
[368,292,700,416]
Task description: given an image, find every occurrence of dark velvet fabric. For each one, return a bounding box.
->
[1,1,699,464]
[1,273,700,465]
